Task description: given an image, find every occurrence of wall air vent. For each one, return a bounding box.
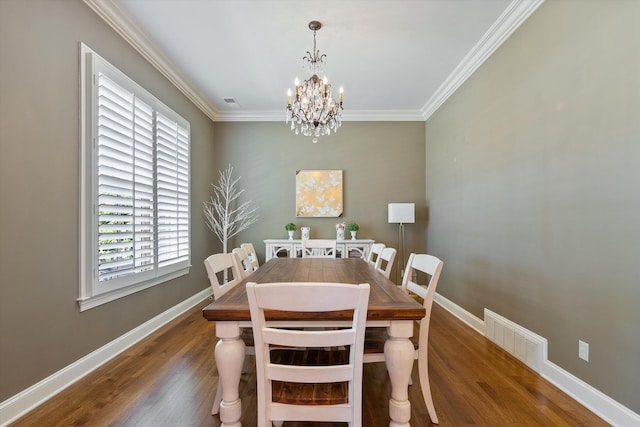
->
[484,309,547,373]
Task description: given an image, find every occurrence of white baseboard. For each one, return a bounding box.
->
[434,292,640,427]
[542,361,640,427]
[434,292,485,335]
[0,288,212,427]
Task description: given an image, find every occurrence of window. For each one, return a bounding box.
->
[79,44,190,311]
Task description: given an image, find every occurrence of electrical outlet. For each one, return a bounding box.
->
[579,340,589,362]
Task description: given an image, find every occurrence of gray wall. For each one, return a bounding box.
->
[0,0,217,400]
[211,121,426,276]
[425,0,639,412]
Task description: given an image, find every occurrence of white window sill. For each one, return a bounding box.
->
[77,267,190,312]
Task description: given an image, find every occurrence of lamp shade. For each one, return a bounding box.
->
[388,203,415,224]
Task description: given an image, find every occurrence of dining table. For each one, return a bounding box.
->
[202,257,426,427]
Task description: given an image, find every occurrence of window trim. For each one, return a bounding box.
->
[79,43,191,311]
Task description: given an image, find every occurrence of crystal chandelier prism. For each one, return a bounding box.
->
[286,21,343,143]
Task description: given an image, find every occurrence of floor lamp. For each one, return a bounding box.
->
[388,203,415,283]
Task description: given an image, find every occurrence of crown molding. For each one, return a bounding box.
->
[82,0,220,121]
[212,110,286,122]
[84,0,542,124]
[420,0,544,121]
[213,109,425,122]
[342,110,425,122]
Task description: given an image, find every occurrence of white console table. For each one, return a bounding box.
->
[264,239,375,261]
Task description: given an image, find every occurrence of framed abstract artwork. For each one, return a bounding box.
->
[295,170,343,217]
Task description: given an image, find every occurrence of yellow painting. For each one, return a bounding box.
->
[296,170,343,217]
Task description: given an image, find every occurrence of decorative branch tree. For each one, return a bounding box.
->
[203,165,259,258]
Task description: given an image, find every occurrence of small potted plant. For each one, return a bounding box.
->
[285,222,296,240]
[347,222,359,240]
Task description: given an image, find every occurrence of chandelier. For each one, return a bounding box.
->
[286,21,343,143]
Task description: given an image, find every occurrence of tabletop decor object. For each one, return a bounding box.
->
[348,222,359,240]
[285,222,296,240]
[336,222,346,240]
[301,226,311,240]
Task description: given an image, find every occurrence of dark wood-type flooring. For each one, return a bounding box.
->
[11,302,609,426]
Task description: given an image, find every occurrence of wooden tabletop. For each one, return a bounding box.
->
[202,257,425,322]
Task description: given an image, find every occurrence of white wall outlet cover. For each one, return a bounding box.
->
[579,340,589,362]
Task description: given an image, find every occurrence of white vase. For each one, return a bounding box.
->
[337,229,345,240]
[301,227,310,240]
[350,231,357,240]
[288,230,294,240]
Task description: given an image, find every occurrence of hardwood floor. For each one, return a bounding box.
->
[10,302,608,426]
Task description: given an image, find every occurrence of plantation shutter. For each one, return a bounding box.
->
[95,72,189,285]
[156,112,190,268]
[96,72,155,283]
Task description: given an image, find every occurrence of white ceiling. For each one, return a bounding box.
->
[90,0,541,121]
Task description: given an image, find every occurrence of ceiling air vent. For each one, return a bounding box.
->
[223,98,239,107]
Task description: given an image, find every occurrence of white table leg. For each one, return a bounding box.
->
[215,322,245,427]
[384,320,415,427]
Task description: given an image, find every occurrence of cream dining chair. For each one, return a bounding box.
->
[301,239,337,258]
[247,281,370,427]
[232,246,253,279]
[363,252,443,424]
[364,243,385,268]
[204,252,244,300]
[203,252,254,415]
[376,247,397,279]
[240,242,260,271]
